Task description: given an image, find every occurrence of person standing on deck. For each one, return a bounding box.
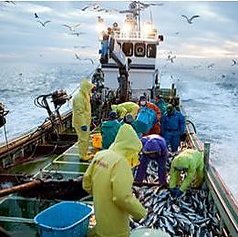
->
[92,68,104,93]
[138,95,161,135]
[160,104,185,153]
[83,123,146,237]
[169,149,204,197]
[111,101,139,120]
[101,111,121,149]
[154,95,167,115]
[122,114,142,138]
[134,134,168,187]
[72,78,95,161]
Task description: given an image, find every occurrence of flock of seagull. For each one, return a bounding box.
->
[3,1,236,67]
[31,2,202,63]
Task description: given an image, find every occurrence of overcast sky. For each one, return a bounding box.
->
[0,1,237,65]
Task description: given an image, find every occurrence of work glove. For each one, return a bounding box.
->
[81,125,88,131]
[170,188,183,198]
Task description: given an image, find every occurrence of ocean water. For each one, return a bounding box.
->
[160,59,238,200]
[0,61,238,200]
[0,62,95,142]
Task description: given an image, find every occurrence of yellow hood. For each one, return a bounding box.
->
[111,104,118,111]
[80,78,95,94]
[109,123,142,167]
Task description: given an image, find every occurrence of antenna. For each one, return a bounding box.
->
[150,9,153,25]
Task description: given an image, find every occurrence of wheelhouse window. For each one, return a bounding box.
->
[147,44,156,58]
[135,43,145,57]
[122,43,133,56]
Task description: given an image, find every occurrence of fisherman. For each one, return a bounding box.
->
[72,78,95,161]
[111,101,139,120]
[101,111,121,149]
[134,134,168,187]
[160,104,185,153]
[83,123,146,237]
[100,32,109,64]
[154,94,167,115]
[92,68,104,93]
[138,95,161,135]
[169,149,204,197]
[122,113,142,138]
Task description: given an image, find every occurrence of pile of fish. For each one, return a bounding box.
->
[131,161,222,237]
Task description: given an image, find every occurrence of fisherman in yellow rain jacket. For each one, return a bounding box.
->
[83,123,146,237]
[169,149,204,197]
[111,101,139,119]
[72,78,95,161]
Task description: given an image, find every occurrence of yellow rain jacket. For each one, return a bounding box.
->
[111,102,139,119]
[83,124,146,237]
[169,149,204,192]
[72,78,95,160]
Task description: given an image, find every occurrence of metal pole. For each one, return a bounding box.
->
[3,124,9,149]
[204,142,210,171]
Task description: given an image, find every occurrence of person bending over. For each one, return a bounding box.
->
[134,134,168,187]
[169,149,204,197]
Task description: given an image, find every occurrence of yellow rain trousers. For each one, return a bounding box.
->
[169,149,204,192]
[111,102,139,119]
[83,124,146,237]
[72,78,95,160]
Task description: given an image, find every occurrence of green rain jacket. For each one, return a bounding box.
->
[83,124,146,237]
[101,120,121,149]
[111,102,139,119]
[169,149,204,192]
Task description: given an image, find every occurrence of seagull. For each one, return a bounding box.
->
[81,5,90,11]
[34,13,39,18]
[137,1,163,9]
[5,1,16,4]
[181,14,200,24]
[75,54,94,64]
[232,59,237,66]
[81,3,100,11]
[62,23,81,32]
[37,20,51,27]
[75,53,80,60]
[85,58,95,64]
[167,55,176,63]
[207,63,215,68]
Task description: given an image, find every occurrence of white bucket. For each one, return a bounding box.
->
[130,227,170,237]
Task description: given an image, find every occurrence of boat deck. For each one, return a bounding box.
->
[0,139,95,236]
[33,143,92,180]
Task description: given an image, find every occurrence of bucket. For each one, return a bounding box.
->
[91,133,102,149]
[131,227,170,237]
[136,107,157,133]
[34,201,92,237]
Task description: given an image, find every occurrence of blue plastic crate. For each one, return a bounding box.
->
[34,201,92,237]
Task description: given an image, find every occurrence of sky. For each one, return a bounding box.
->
[0,1,238,65]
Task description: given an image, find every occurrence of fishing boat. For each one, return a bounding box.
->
[0,2,237,237]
